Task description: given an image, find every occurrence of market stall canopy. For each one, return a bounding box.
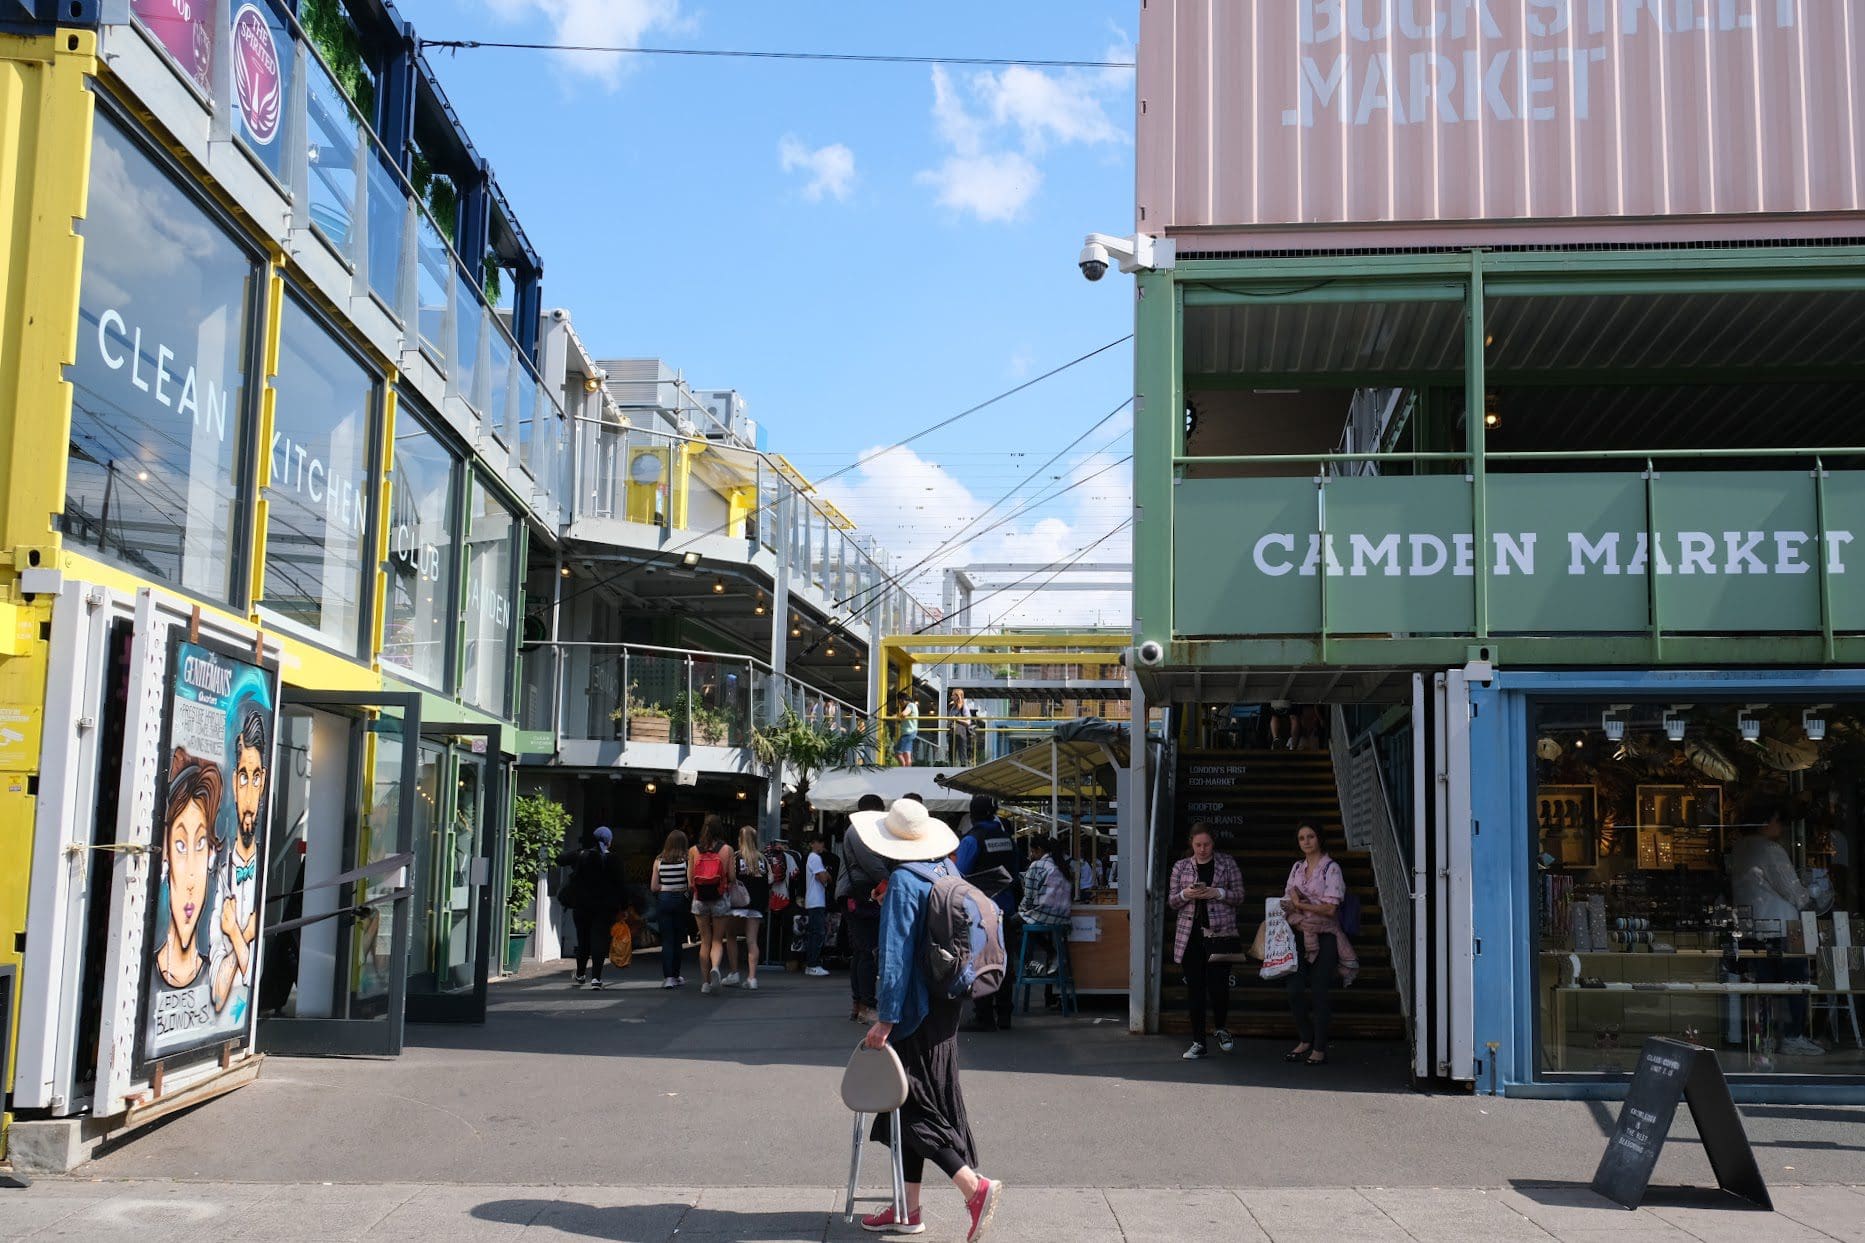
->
[936,721,1130,802]
[808,768,971,814]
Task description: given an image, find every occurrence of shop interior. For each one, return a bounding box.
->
[1532,699,1864,1077]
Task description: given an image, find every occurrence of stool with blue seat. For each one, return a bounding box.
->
[1012,922,1078,1016]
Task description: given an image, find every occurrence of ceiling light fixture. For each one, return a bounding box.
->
[1803,706,1827,742]
[583,374,602,394]
[1738,706,1763,743]
[681,551,701,567]
[825,645,836,657]
[644,781,658,794]
[712,579,725,594]
[1602,704,1630,743]
[1663,707,1688,742]
[560,565,572,577]
[791,625,802,638]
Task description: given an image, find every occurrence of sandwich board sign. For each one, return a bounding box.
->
[1590,1037,1771,1211]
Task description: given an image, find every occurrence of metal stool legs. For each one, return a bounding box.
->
[1013,925,1078,1017]
[842,1110,907,1224]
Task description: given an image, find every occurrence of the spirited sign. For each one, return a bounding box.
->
[1174,470,1865,638]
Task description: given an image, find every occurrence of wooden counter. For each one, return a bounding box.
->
[1065,906,1130,992]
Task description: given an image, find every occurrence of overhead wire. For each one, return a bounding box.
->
[534,335,1133,621]
[422,39,1136,71]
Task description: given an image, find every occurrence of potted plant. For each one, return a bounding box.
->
[752,707,879,837]
[673,693,733,746]
[609,684,671,744]
[508,792,571,973]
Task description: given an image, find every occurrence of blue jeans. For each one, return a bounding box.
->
[656,892,687,979]
[802,907,827,969]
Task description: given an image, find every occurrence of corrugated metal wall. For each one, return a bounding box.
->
[1139,0,1865,242]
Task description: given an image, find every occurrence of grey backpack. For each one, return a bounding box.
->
[904,863,1007,1000]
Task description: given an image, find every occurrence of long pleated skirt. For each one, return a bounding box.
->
[870,993,978,1175]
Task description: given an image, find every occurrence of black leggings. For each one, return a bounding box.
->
[1182,928,1231,1042]
[1287,932,1339,1052]
[573,909,613,981]
[902,1142,967,1184]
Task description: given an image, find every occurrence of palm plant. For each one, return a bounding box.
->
[751,707,879,836]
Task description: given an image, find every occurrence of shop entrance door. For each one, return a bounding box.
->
[257,690,421,1056]
[405,727,500,1024]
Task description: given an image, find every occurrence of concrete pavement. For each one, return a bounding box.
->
[4,1178,1865,1241]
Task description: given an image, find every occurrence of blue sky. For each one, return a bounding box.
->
[401,1,1137,624]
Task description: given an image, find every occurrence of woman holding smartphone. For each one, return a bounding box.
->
[1167,823,1246,1060]
[1282,820,1360,1066]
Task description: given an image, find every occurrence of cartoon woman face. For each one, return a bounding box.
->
[165,797,213,947]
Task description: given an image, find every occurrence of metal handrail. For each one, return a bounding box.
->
[523,638,868,722]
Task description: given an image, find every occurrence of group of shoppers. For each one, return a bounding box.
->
[1168,819,1360,1065]
[643,815,781,993]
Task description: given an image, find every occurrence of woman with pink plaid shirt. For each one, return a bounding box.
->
[1168,824,1246,1060]
[1282,821,1360,1066]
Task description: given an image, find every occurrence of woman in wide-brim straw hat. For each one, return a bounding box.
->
[853,798,1003,1240]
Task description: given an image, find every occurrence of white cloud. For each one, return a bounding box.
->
[916,53,1129,223]
[916,152,1041,223]
[779,135,857,203]
[818,445,1131,629]
[482,0,685,89]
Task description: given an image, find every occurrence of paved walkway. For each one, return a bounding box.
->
[4,1179,1864,1241]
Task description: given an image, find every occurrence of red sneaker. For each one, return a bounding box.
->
[860,1204,924,1234]
[964,1177,1003,1242]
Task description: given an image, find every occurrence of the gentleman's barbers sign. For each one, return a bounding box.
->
[1174,470,1865,637]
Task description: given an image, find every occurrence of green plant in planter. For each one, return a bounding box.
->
[752,708,879,837]
[510,793,571,934]
[672,693,734,745]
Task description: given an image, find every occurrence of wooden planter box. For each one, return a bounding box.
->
[692,723,730,746]
[628,713,672,744]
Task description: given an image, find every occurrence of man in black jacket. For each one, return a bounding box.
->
[955,794,1023,1031]
[559,826,625,989]
[838,793,890,1023]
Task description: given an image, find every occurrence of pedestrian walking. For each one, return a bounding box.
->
[954,795,1021,1032]
[723,824,769,991]
[690,815,736,995]
[1168,823,1245,1060]
[854,798,1004,1240]
[803,832,832,976]
[1282,820,1360,1067]
[839,793,890,1023]
[650,828,690,988]
[560,826,626,989]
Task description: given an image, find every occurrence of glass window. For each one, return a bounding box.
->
[460,475,518,717]
[263,294,378,652]
[1531,699,1863,1080]
[65,113,257,604]
[381,405,458,688]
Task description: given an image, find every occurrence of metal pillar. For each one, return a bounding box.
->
[765,488,794,842]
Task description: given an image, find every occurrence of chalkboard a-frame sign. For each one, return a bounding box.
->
[1590,1037,1772,1211]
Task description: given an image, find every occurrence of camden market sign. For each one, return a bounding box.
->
[1173,471,1865,638]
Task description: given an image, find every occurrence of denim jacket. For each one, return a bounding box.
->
[875,858,952,1040]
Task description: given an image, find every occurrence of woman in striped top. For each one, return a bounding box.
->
[651,829,690,987]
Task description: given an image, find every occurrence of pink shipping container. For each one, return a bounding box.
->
[1138,0,1865,248]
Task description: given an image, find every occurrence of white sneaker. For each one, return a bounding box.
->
[805,966,830,977]
[1782,1036,1827,1056]
[745,978,759,991]
[700,981,713,995]
[588,979,607,990]
[1182,1041,1207,1060]
[1215,1029,1235,1054]
[661,978,678,989]
[722,972,742,987]
[571,974,586,988]
[709,967,724,991]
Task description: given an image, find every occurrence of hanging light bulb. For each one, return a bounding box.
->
[825,645,836,657]
[712,579,725,594]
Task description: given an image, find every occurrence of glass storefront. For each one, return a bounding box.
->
[461,475,518,716]
[263,294,379,653]
[66,111,258,604]
[1532,698,1863,1079]
[381,407,458,688]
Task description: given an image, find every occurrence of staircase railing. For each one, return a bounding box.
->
[1331,706,1415,1021]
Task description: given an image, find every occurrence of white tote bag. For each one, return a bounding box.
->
[1259,898,1298,981]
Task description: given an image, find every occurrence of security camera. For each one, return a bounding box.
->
[1077,232,1172,282]
[1135,639,1165,667]
[550,308,568,321]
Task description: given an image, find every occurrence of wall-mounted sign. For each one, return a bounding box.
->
[135,634,279,1070]
[231,4,283,147]
[1138,0,1864,243]
[1174,470,1865,639]
[132,0,213,94]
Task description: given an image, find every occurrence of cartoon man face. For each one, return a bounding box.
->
[234,709,268,850]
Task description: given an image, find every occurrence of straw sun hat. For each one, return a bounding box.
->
[849,798,959,862]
